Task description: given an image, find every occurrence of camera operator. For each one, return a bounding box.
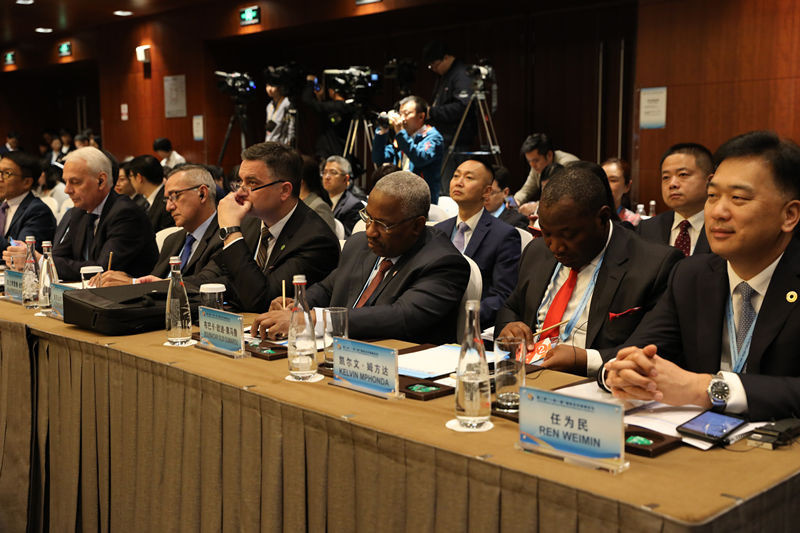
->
[264,68,296,147]
[422,40,476,192]
[302,74,354,159]
[372,95,444,203]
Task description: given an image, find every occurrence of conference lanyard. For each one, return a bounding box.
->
[536,255,605,342]
[726,294,757,373]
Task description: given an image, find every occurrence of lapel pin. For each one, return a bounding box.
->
[787,291,797,303]
[280,244,285,251]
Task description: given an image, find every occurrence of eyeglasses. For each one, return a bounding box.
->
[165,184,201,204]
[321,169,344,177]
[0,169,21,181]
[358,208,417,233]
[230,180,285,193]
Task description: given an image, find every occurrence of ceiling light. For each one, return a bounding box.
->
[113,10,133,17]
[16,0,35,5]
[35,27,53,33]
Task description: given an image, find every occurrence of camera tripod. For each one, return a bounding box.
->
[343,112,376,188]
[217,102,249,167]
[440,88,502,174]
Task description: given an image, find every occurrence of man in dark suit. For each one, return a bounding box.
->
[486,166,530,230]
[251,171,470,345]
[496,165,683,377]
[129,154,174,233]
[436,159,520,327]
[322,155,362,236]
[94,164,221,286]
[188,142,339,312]
[42,147,158,281]
[0,151,56,252]
[604,131,800,420]
[637,143,713,256]
[0,131,19,155]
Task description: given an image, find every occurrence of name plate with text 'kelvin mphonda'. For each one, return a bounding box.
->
[331,337,403,399]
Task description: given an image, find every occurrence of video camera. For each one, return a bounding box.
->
[465,60,496,91]
[214,71,257,104]
[323,66,381,106]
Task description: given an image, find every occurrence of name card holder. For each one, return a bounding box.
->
[198,306,246,358]
[4,270,22,302]
[518,386,628,474]
[49,283,76,319]
[331,337,403,399]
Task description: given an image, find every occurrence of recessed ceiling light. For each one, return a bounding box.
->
[113,10,133,17]
[16,0,34,5]
[35,27,53,33]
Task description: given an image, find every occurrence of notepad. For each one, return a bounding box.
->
[398,345,497,379]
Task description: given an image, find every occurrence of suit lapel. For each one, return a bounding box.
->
[527,253,557,329]
[464,211,491,257]
[90,192,116,258]
[585,227,626,347]
[266,204,303,268]
[185,216,217,272]
[694,224,710,254]
[5,192,32,238]
[660,212,674,244]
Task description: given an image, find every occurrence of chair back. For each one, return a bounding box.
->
[155,226,183,253]
[517,227,533,254]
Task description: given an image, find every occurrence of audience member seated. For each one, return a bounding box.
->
[496,164,683,376]
[185,142,340,312]
[12,147,158,281]
[486,166,529,229]
[114,161,149,210]
[299,154,336,232]
[435,159,520,327]
[252,171,469,345]
[153,137,186,169]
[602,157,640,226]
[0,151,56,252]
[46,137,64,165]
[36,162,70,212]
[604,131,800,421]
[514,133,579,204]
[322,155,362,236]
[58,129,74,156]
[0,131,19,155]
[372,95,444,203]
[73,133,90,149]
[637,143,713,256]
[96,164,222,286]
[128,154,173,233]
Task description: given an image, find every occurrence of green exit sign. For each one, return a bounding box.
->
[239,5,260,26]
[4,51,14,66]
[58,41,72,57]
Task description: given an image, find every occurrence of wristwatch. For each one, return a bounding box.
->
[707,372,730,413]
[218,226,241,241]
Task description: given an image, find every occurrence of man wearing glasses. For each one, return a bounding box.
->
[0,151,56,252]
[321,155,362,237]
[189,142,340,312]
[251,171,469,345]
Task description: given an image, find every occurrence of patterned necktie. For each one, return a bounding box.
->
[540,268,579,340]
[674,219,692,257]
[179,233,196,270]
[82,213,99,260]
[452,221,469,253]
[256,226,272,270]
[356,259,393,308]
[0,201,8,235]
[735,282,757,369]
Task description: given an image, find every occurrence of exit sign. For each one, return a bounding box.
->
[58,41,72,57]
[239,6,260,26]
[4,51,14,66]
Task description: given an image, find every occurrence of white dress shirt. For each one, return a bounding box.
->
[669,210,705,254]
[3,191,28,234]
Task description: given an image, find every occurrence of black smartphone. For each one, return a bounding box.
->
[676,410,746,443]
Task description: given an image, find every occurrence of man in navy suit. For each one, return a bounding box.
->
[637,143,713,256]
[322,155,362,236]
[604,131,800,420]
[0,151,56,252]
[436,159,520,327]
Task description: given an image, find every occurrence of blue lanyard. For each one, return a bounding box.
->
[726,294,757,373]
[536,255,605,342]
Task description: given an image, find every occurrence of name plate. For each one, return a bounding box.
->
[518,386,628,473]
[198,306,246,358]
[5,270,22,302]
[50,283,76,319]
[332,337,402,399]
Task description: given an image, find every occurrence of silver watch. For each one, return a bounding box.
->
[707,372,730,413]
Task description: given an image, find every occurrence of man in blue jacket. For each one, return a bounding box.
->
[373,95,443,203]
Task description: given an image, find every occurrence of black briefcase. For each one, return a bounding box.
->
[63,281,200,336]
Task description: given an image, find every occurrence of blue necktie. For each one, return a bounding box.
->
[736,282,757,354]
[179,233,196,270]
[452,221,469,253]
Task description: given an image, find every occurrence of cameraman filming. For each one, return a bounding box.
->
[302,73,354,159]
[372,95,443,203]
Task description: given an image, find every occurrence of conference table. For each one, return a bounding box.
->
[0,299,799,532]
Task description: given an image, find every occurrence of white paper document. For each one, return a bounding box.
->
[398,344,498,379]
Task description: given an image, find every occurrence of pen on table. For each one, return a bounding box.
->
[282,279,286,309]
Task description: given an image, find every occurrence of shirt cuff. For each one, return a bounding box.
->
[586,349,602,377]
[720,371,748,414]
[313,308,325,337]
[222,236,243,250]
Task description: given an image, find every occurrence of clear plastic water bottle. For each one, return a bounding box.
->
[455,300,491,428]
[22,235,40,309]
[636,203,646,218]
[287,274,318,380]
[648,200,656,217]
[165,256,192,345]
[38,240,59,311]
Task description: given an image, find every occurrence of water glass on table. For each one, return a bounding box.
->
[322,307,348,366]
[493,336,525,412]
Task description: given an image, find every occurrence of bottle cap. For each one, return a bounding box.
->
[42,240,52,247]
[292,274,307,284]
[169,255,181,265]
[79,265,103,275]
[199,283,226,294]
[25,235,35,243]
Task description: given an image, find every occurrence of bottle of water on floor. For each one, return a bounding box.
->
[288,274,318,380]
[165,256,191,346]
[22,236,40,309]
[455,300,491,428]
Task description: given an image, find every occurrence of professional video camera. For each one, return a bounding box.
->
[465,60,496,91]
[214,71,258,104]
[263,63,305,97]
[323,66,381,106]
[383,58,416,97]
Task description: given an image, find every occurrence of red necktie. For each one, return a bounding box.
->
[356,259,393,308]
[674,220,691,257]
[540,268,578,340]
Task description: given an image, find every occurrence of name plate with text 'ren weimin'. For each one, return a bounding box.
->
[331,337,403,399]
[518,386,628,473]
[198,306,246,358]
[4,270,22,302]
